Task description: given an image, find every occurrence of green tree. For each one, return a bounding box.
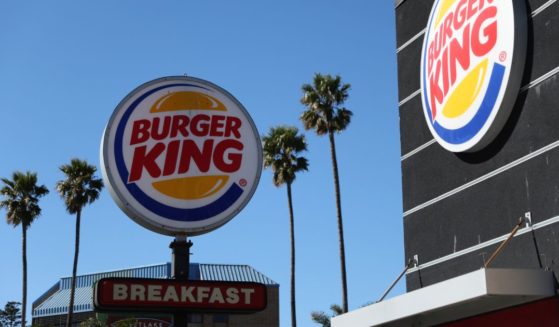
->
[0,301,22,327]
[311,304,343,327]
[0,172,49,327]
[56,159,104,327]
[79,317,141,327]
[263,126,309,327]
[79,317,105,327]
[300,73,352,312]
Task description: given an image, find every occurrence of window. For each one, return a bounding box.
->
[213,314,229,327]
[187,314,203,327]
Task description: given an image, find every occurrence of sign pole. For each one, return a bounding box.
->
[170,236,193,327]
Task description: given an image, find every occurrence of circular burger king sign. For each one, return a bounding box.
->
[101,76,262,236]
[421,0,527,152]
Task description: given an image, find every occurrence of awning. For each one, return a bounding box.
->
[332,268,556,327]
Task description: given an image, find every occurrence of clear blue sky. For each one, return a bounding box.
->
[0,1,403,326]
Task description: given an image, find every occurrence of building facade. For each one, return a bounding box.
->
[397,0,559,294]
[32,263,279,327]
[333,0,559,325]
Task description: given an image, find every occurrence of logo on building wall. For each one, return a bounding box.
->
[101,76,262,236]
[420,0,527,152]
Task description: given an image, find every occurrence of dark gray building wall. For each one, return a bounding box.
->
[396,0,559,291]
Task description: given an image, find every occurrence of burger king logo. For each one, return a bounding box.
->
[101,76,262,236]
[420,0,526,152]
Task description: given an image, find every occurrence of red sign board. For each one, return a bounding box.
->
[94,278,267,313]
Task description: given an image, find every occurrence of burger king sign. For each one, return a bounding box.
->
[421,0,527,152]
[101,76,262,236]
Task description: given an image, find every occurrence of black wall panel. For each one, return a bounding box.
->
[530,3,559,79]
[395,0,435,48]
[396,38,422,102]
[404,145,559,264]
[399,97,432,155]
[405,232,543,290]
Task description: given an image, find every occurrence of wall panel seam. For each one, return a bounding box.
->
[406,215,559,274]
[532,0,557,17]
[403,139,559,217]
[400,139,436,160]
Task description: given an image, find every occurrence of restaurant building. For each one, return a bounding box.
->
[32,263,279,327]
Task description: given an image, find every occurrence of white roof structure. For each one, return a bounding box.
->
[332,268,556,327]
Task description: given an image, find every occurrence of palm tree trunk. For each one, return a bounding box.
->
[22,224,27,327]
[66,209,81,327]
[287,182,297,327]
[328,130,348,313]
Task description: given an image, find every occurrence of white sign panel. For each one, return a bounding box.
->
[101,76,262,236]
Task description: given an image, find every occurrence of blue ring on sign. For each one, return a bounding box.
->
[431,64,505,144]
[114,83,244,221]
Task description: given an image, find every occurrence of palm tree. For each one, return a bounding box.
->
[311,304,343,327]
[0,172,49,327]
[0,301,23,327]
[300,73,352,312]
[262,126,308,327]
[56,159,104,327]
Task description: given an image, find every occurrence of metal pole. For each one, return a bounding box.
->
[484,217,525,268]
[377,258,417,303]
[170,235,193,327]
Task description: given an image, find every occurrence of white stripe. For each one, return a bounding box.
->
[532,0,557,17]
[401,139,436,161]
[396,28,426,54]
[407,215,559,274]
[534,216,559,230]
[520,65,559,92]
[404,139,559,217]
[399,88,421,107]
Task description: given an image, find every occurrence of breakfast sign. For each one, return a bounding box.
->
[94,278,267,313]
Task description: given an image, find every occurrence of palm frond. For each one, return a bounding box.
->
[262,126,309,187]
[301,73,352,135]
[311,311,331,327]
[57,158,104,214]
[0,171,49,228]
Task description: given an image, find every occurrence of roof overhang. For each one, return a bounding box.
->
[332,268,556,327]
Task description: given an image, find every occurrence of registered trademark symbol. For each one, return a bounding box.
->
[239,179,247,187]
[499,51,507,62]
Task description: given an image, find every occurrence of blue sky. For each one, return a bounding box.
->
[0,1,402,326]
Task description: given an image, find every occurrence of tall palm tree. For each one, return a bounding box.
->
[56,159,103,327]
[300,73,352,312]
[0,172,49,327]
[262,126,308,327]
